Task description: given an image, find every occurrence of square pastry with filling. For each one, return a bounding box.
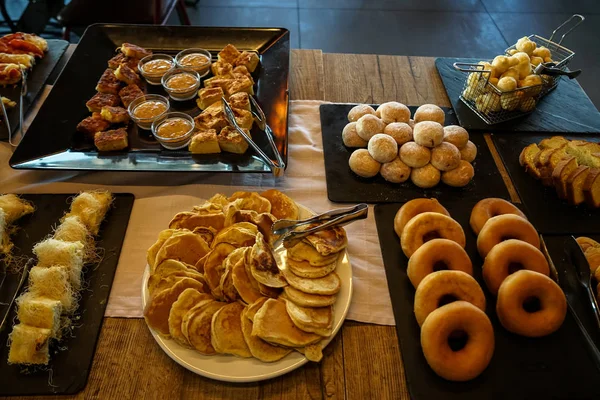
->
[76,113,110,137]
[218,44,241,64]
[100,106,129,123]
[119,84,144,108]
[189,129,221,154]
[86,92,120,113]
[96,68,122,95]
[228,92,250,111]
[234,51,259,73]
[197,87,224,110]
[210,61,233,78]
[218,126,249,154]
[114,64,140,86]
[94,128,129,151]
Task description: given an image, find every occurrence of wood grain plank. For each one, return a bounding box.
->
[290,49,325,101]
[484,133,521,203]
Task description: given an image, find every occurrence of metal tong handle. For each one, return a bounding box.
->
[249,95,286,173]
[549,14,585,46]
[534,63,581,79]
[7,68,27,147]
[585,283,600,331]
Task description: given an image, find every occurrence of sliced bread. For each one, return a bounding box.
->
[566,141,600,169]
[534,148,558,186]
[583,168,600,208]
[552,156,578,200]
[566,166,590,205]
[539,136,569,150]
[519,143,541,179]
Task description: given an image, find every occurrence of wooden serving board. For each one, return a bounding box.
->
[374,201,600,400]
[435,57,600,133]
[0,193,134,396]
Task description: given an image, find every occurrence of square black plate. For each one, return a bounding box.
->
[0,193,134,396]
[493,133,600,234]
[374,201,600,400]
[435,57,600,133]
[10,24,290,173]
[0,39,69,140]
[320,104,510,203]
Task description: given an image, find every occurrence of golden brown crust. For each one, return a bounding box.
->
[228,92,250,111]
[197,87,224,110]
[94,128,128,152]
[218,126,249,154]
[118,84,144,108]
[217,44,241,64]
[120,43,151,59]
[114,64,140,86]
[100,106,129,123]
[96,68,122,95]
[86,92,120,113]
[234,51,259,73]
[108,53,140,72]
[76,115,110,137]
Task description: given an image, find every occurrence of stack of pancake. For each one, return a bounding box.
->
[143,190,348,363]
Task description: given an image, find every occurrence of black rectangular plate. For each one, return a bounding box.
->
[0,39,69,140]
[493,132,600,234]
[0,193,134,396]
[10,24,290,173]
[320,104,510,203]
[374,201,600,400]
[435,57,600,133]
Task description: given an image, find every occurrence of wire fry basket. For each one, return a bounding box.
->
[454,14,584,125]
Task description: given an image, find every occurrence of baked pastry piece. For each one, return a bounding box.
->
[233,66,253,83]
[226,76,254,96]
[566,141,600,169]
[218,44,241,64]
[384,122,413,145]
[552,156,578,199]
[533,148,557,186]
[539,136,569,150]
[189,129,221,154]
[348,104,376,122]
[76,113,111,137]
[583,168,600,208]
[349,149,380,178]
[228,92,250,111]
[376,102,410,124]
[411,163,441,188]
[108,53,140,72]
[368,134,398,163]
[211,61,234,77]
[96,68,122,95]
[194,105,228,131]
[566,166,590,205]
[380,157,411,183]
[120,43,151,59]
[441,160,474,187]
[519,143,541,179]
[431,142,461,171]
[218,126,249,154]
[460,140,477,163]
[94,128,129,151]
[119,84,144,108]
[413,121,444,148]
[0,63,23,85]
[356,114,385,141]
[443,125,469,149]
[342,122,367,148]
[100,106,129,123]
[197,87,225,110]
[86,92,120,112]
[114,64,141,86]
[400,142,431,168]
[414,104,445,125]
[234,51,259,73]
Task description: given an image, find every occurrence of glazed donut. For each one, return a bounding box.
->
[368,134,398,163]
[414,104,445,125]
[342,122,368,148]
[414,270,485,326]
[460,140,477,162]
[470,198,527,235]
[482,239,549,296]
[376,102,410,124]
[384,122,413,145]
[380,157,411,183]
[413,121,444,148]
[348,149,381,178]
[496,270,566,337]
[408,240,473,289]
[443,125,469,149]
[421,301,494,382]
[411,163,441,189]
[431,142,461,172]
[441,160,475,187]
[356,114,385,141]
[393,198,450,237]
[399,142,431,168]
[401,212,466,258]
[477,214,540,258]
[348,104,376,122]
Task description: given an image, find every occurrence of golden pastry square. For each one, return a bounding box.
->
[228,92,250,111]
[94,128,129,151]
[231,107,254,130]
[86,92,120,112]
[197,87,224,110]
[119,84,144,108]
[204,77,235,95]
[108,53,140,72]
[194,109,228,131]
[226,76,254,96]
[100,106,130,123]
[189,129,221,154]
[234,51,259,73]
[114,64,141,86]
[120,43,151,59]
[218,126,249,154]
[218,44,241,64]
[76,114,111,137]
[96,68,122,95]
[211,61,233,77]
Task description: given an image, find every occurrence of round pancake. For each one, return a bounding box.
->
[232,254,262,304]
[245,297,269,322]
[281,268,341,296]
[168,289,213,347]
[260,189,299,220]
[287,241,339,267]
[211,302,252,357]
[155,231,211,269]
[284,299,333,337]
[228,192,272,214]
[203,242,236,299]
[184,300,226,355]
[211,223,258,249]
[169,211,225,232]
[287,256,338,279]
[148,273,207,298]
[282,286,336,308]
[302,226,348,256]
[252,299,321,347]
[147,229,176,270]
[219,247,247,302]
[240,308,291,362]
[250,232,287,288]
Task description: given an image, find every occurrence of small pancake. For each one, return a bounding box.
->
[287,241,339,267]
[232,253,262,304]
[184,300,226,355]
[211,302,252,357]
[281,268,341,296]
[252,299,321,347]
[148,273,208,298]
[147,229,176,270]
[301,226,348,256]
[168,289,213,347]
[240,308,291,362]
[287,256,338,279]
[284,299,333,337]
[228,192,272,214]
[245,297,269,322]
[219,247,247,302]
[260,189,299,220]
[231,210,277,245]
[211,223,257,249]
[295,343,324,362]
[155,231,211,269]
[250,232,287,288]
[148,259,207,296]
[169,211,225,232]
[282,286,337,308]
[203,242,236,299]
[192,226,217,246]
[143,278,205,336]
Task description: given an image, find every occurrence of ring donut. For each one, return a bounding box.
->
[496,270,566,337]
[401,212,466,258]
[482,239,549,296]
[394,198,450,238]
[414,270,486,326]
[470,198,527,235]
[421,301,494,381]
[476,214,539,258]
[407,239,473,288]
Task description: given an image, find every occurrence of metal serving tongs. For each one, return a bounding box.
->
[0,259,33,333]
[534,62,581,79]
[1,68,28,147]
[222,96,286,177]
[271,203,368,249]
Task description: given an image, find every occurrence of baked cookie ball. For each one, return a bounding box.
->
[414,104,445,125]
[400,142,431,168]
[368,134,398,163]
[431,142,461,172]
[376,102,410,124]
[342,122,368,148]
[443,125,469,149]
[413,121,444,148]
[348,104,376,122]
[441,160,475,187]
[356,114,385,142]
[460,140,477,162]
[380,157,411,183]
[411,163,441,188]
[349,149,381,178]
[408,119,415,129]
[384,122,413,145]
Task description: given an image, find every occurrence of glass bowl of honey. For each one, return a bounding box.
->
[175,48,211,77]
[128,94,170,130]
[138,54,175,85]
[151,112,195,150]
[161,68,201,101]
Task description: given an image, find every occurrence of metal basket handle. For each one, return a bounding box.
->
[549,14,584,45]
[453,62,492,83]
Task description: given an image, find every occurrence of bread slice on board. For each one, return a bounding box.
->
[583,168,600,208]
[567,166,590,205]
[552,156,578,200]
[519,143,542,179]
[539,136,569,150]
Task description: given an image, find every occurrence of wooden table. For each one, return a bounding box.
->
[6,49,519,400]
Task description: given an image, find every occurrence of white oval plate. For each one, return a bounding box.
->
[141,205,353,382]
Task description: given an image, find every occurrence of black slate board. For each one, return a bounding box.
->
[0,39,69,140]
[320,104,510,203]
[435,57,600,133]
[0,193,134,396]
[374,201,600,400]
[492,133,600,234]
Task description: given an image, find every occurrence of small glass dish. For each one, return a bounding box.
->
[161,68,201,101]
[128,94,170,130]
[138,54,175,85]
[151,112,195,150]
[175,48,212,77]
